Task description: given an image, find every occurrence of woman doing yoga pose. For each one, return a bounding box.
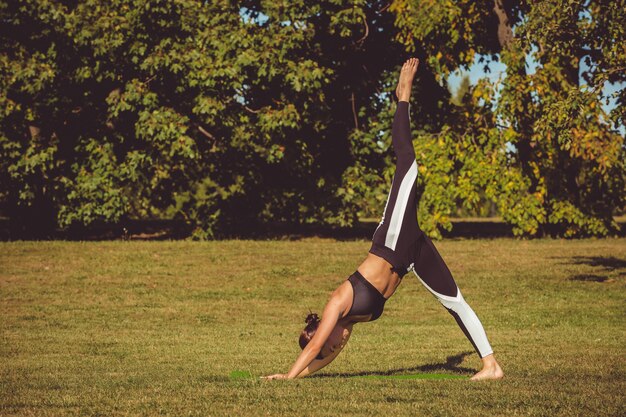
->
[263,58,503,381]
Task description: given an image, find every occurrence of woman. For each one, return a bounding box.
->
[263,58,503,381]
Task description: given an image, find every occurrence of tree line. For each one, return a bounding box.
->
[1,0,624,239]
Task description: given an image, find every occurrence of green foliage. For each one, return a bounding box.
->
[0,0,623,238]
[387,0,625,237]
[493,0,626,236]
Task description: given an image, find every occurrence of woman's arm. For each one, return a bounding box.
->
[260,350,342,380]
[295,328,352,378]
[261,283,352,380]
[296,348,341,378]
[284,296,344,378]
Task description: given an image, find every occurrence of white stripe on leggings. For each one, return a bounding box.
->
[384,160,418,250]
[413,271,493,358]
[373,176,395,238]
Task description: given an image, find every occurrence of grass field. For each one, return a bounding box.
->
[1,238,625,416]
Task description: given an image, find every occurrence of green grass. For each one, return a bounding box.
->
[1,238,625,416]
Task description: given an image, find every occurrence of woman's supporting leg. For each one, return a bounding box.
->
[411,234,493,358]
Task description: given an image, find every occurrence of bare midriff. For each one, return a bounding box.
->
[356,252,403,299]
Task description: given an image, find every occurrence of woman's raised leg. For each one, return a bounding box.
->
[371,59,420,262]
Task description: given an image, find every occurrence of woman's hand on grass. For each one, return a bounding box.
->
[261,373,288,380]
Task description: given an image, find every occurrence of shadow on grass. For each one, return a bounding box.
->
[310,351,475,379]
[569,274,609,282]
[552,255,626,282]
[3,216,624,241]
[568,256,626,271]
[0,218,517,241]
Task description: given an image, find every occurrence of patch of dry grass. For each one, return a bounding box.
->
[1,238,625,416]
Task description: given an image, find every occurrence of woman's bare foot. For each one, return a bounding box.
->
[470,354,504,381]
[395,57,419,102]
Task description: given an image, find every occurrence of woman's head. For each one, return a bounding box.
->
[299,313,321,352]
[299,312,349,359]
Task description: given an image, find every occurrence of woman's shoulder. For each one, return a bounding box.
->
[329,279,354,317]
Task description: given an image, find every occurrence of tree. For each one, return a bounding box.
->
[388,0,625,237]
[1,0,623,239]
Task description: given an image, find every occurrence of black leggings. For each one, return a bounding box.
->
[370,101,446,284]
[369,101,493,358]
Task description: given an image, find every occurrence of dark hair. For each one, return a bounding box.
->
[299,313,324,359]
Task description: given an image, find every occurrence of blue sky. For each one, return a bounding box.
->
[447,54,625,120]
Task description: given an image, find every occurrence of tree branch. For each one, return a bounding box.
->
[196,124,215,140]
[356,14,369,45]
[493,0,514,48]
[244,105,262,114]
[377,2,391,13]
[351,92,359,130]
[142,74,157,85]
[28,125,40,140]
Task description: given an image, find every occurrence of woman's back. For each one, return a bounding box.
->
[357,253,403,299]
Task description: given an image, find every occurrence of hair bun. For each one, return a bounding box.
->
[305,313,320,325]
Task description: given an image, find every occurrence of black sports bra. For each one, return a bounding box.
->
[346,270,387,321]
